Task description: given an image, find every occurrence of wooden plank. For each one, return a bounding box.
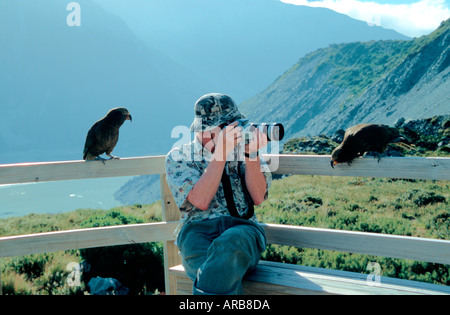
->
[160,174,182,295]
[258,261,450,294]
[0,156,166,185]
[243,278,325,295]
[2,155,449,186]
[0,221,178,258]
[174,275,195,295]
[2,155,449,187]
[245,261,450,295]
[169,265,329,295]
[263,224,450,265]
[264,154,450,180]
[169,262,450,295]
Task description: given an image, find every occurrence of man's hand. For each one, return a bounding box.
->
[213,121,243,162]
[246,129,268,155]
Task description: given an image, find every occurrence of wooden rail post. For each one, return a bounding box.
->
[160,173,181,295]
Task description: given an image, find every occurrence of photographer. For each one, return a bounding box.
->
[165,93,272,295]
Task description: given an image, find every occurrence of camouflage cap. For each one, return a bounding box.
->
[190,93,245,132]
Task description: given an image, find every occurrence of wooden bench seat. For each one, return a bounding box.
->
[168,223,450,295]
[169,261,450,295]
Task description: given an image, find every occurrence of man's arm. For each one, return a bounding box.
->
[244,156,268,206]
[244,129,269,206]
[187,158,225,211]
[187,123,242,211]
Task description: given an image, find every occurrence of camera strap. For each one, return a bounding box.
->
[221,162,255,220]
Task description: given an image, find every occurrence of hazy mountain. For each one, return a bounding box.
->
[0,0,210,163]
[1,0,408,164]
[95,0,409,104]
[240,19,450,140]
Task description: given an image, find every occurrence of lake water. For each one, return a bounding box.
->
[0,177,132,218]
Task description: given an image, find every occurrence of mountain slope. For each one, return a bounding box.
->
[240,19,450,139]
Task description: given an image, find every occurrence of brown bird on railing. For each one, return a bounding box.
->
[331,123,413,168]
[83,108,132,163]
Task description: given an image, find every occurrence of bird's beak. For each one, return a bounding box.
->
[126,115,132,122]
[331,160,338,169]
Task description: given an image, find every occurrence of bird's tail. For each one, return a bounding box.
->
[391,141,417,152]
[84,153,97,161]
[389,134,417,152]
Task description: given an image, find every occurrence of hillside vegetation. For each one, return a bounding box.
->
[1,173,448,294]
[283,115,450,156]
[241,19,450,139]
[0,204,164,295]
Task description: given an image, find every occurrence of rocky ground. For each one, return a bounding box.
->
[282,115,450,156]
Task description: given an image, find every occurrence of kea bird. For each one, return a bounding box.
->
[331,124,413,168]
[83,108,132,163]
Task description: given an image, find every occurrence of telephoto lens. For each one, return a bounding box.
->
[255,122,285,142]
[236,119,285,143]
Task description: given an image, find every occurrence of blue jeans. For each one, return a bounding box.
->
[176,216,267,295]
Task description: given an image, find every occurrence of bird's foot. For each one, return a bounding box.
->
[94,156,107,165]
[375,152,387,163]
[107,154,120,160]
[365,151,385,163]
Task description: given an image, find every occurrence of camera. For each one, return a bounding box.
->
[236,119,285,143]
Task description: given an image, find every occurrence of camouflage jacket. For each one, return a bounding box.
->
[165,137,272,226]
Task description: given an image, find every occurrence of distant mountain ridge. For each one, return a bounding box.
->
[240,19,450,140]
[95,0,409,104]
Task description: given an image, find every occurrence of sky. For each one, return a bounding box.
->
[281,0,450,37]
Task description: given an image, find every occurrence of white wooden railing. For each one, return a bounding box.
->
[0,155,449,294]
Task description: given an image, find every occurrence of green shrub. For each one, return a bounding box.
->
[80,210,143,228]
[1,251,84,295]
[9,254,49,281]
[79,210,164,294]
[428,212,450,239]
[401,189,447,207]
[1,273,34,295]
[413,192,446,207]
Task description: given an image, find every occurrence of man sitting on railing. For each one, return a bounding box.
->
[165,93,272,295]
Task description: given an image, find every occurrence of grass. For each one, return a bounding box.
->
[1,159,449,292]
[0,203,162,237]
[258,175,449,239]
